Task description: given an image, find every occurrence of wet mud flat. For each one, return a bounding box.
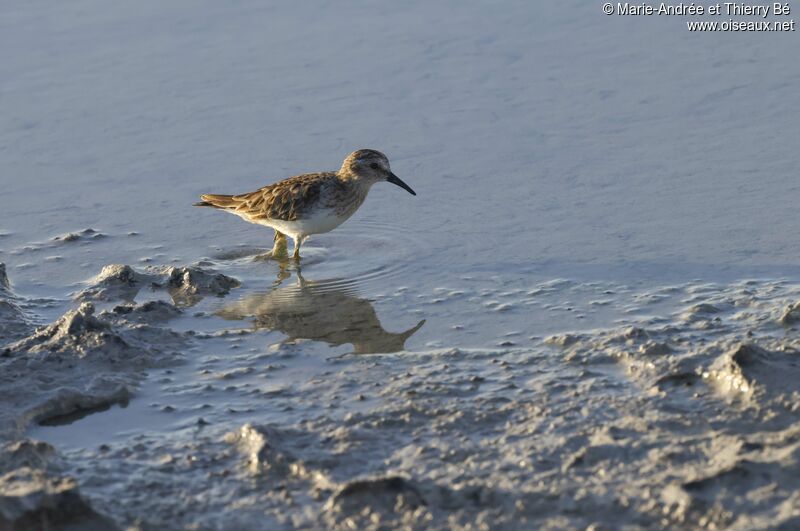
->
[2,246,800,530]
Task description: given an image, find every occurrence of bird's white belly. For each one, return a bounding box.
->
[258,208,349,237]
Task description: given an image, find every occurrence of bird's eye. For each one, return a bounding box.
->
[369,163,380,170]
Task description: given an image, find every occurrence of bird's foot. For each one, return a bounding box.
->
[253,242,289,262]
[253,251,276,262]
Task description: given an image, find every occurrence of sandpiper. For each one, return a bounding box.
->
[195,149,416,260]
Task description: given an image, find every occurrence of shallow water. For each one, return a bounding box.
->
[2,0,800,529]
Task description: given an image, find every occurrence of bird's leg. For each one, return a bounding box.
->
[271,231,288,259]
[292,235,304,261]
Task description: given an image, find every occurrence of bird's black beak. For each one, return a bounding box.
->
[387,172,416,196]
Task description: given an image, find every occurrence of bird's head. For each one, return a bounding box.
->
[339,149,416,195]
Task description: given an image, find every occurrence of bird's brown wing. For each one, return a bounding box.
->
[197,172,334,222]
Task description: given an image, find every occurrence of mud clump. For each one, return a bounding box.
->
[0,467,118,531]
[10,229,106,256]
[704,343,800,406]
[704,344,762,397]
[53,228,106,244]
[545,333,585,348]
[5,303,134,364]
[0,263,8,291]
[779,302,800,325]
[638,340,672,356]
[30,385,131,427]
[6,300,184,368]
[325,475,425,516]
[0,265,30,344]
[225,424,303,477]
[76,264,148,302]
[0,441,56,474]
[0,299,29,345]
[162,266,240,305]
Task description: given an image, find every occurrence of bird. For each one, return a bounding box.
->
[194,149,416,260]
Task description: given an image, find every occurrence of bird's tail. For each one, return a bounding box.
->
[194,194,239,209]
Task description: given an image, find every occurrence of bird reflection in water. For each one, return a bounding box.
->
[217,268,425,354]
